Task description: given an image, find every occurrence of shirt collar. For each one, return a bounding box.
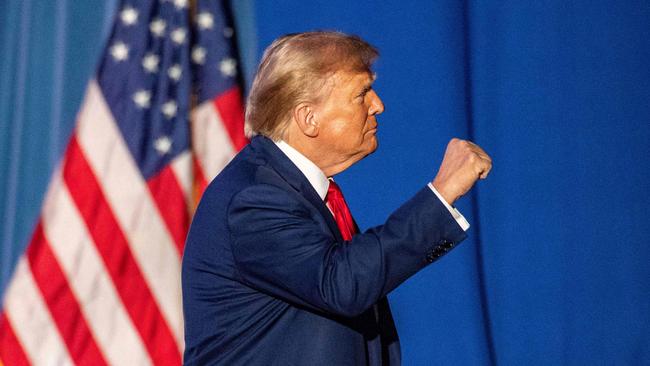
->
[274,140,329,201]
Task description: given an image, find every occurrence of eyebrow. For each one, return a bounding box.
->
[354,73,376,97]
[356,84,372,97]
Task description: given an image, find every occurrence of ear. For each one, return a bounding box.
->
[292,103,319,138]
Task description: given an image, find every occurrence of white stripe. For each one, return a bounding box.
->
[41,169,153,366]
[4,258,74,366]
[170,151,193,206]
[191,101,237,182]
[75,80,184,349]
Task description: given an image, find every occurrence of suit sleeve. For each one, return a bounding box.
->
[227,184,467,317]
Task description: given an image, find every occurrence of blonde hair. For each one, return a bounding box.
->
[245,31,379,140]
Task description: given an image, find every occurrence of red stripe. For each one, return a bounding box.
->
[147,166,189,255]
[213,86,248,151]
[0,312,30,366]
[192,155,208,201]
[62,136,181,365]
[26,222,108,366]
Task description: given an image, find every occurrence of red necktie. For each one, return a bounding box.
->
[325,180,357,240]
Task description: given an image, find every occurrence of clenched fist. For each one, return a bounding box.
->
[432,138,492,205]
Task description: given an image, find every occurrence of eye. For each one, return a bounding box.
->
[356,86,372,99]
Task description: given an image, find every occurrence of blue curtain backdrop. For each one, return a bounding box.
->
[1,1,649,365]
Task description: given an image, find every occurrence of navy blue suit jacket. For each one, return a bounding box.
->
[182,136,467,365]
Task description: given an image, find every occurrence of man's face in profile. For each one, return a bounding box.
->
[314,70,385,167]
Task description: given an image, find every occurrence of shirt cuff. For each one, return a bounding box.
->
[427,182,470,231]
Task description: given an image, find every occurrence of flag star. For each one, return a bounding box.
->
[173,0,188,9]
[192,46,206,64]
[150,18,166,37]
[132,90,151,108]
[154,136,172,155]
[219,58,237,77]
[142,53,160,73]
[223,27,234,38]
[171,28,186,45]
[120,6,139,26]
[196,12,214,30]
[161,100,178,119]
[110,41,129,61]
[168,64,182,81]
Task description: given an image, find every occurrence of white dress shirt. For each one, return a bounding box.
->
[274,140,469,231]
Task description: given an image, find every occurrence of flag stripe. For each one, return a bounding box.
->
[41,172,153,366]
[0,313,30,366]
[191,101,237,182]
[26,223,109,366]
[192,155,209,199]
[76,82,184,349]
[62,136,181,365]
[170,151,194,206]
[213,87,248,151]
[4,258,73,365]
[147,165,190,255]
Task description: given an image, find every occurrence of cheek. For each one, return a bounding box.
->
[321,109,369,147]
[328,119,349,136]
[320,120,350,151]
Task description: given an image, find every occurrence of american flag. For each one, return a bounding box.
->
[0,0,247,364]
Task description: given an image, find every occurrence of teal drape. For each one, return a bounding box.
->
[0,0,117,295]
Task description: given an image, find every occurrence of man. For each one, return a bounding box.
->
[182,31,491,365]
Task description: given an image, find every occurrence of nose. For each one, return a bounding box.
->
[368,90,384,116]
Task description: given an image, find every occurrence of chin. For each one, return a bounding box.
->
[352,138,378,162]
[367,137,378,154]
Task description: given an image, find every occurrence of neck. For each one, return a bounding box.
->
[283,131,355,177]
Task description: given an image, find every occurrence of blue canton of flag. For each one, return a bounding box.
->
[98,0,192,180]
[193,0,241,103]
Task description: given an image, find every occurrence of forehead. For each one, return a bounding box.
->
[330,71,374,90]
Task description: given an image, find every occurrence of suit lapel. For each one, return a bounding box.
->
[251,136,344,242]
